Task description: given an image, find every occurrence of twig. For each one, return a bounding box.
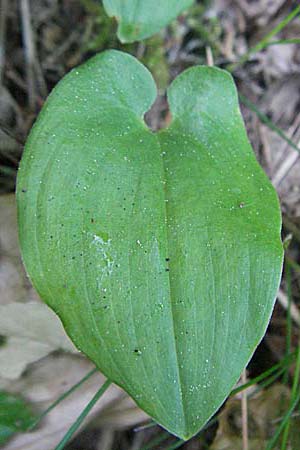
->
[43,29,80,68]
[272,148,299,188]
[272,119,300,187]
[0,0,8,85]
[259,122,272,169]
[19,0,47,109]
[241,369,249,450]
[271,115,300,187]
[20,0,36,109]
[206,46,214,66]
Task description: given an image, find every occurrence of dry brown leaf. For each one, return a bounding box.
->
[0,195,77,378]
[0,301,77,379]
[1,354,148,450]
[210,384,291,450]
[0,194,39,305]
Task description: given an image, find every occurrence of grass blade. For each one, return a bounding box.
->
[279,260,299,449]
[283,265,292,386]
[229,5,300,70]
[230,352,295,396]
[164,439,185,450]
[239,94,300,154]
[265,38,300,46]
[54,379,111,450]
[265,389,300,450]
[29,368,98,430]
[139,431,170,450]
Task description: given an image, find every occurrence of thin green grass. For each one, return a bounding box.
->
[29,367,98,430]
[290,343,300,413]
[134,421,156,432]
[265,389,300,450]
[281,262,300,450]
[286,257,300,273]
[226,6,300,159]
[265,38,300,46]
[239,94,300,154]
[164,439,185,450]
[283,265,292,387]
[281,328,300,448]
[30,351,293,450]
[230,351,296,397]
[229,5,300,70]
[53,379,111,450]
[251,367,288,396]
[139,431,170,450]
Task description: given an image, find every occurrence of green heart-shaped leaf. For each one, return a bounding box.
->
[103,0,194,42]
[17,50,283,439]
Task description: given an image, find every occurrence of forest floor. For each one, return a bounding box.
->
[0,1,300,449]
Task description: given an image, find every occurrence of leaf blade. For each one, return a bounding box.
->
[17,50,283,439]
[102,0,194,42]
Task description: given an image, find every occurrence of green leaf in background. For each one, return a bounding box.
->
[102,0,194,42]
[16,50,283,439]
[0,391,36,444]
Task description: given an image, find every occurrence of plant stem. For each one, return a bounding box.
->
[54,379,111,450]
[29,368,98,430]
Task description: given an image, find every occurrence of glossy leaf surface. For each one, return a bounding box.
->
[102,0,194,42]
[17,50,283,439]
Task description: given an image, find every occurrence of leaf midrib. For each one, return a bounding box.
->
[156,131,188,435]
